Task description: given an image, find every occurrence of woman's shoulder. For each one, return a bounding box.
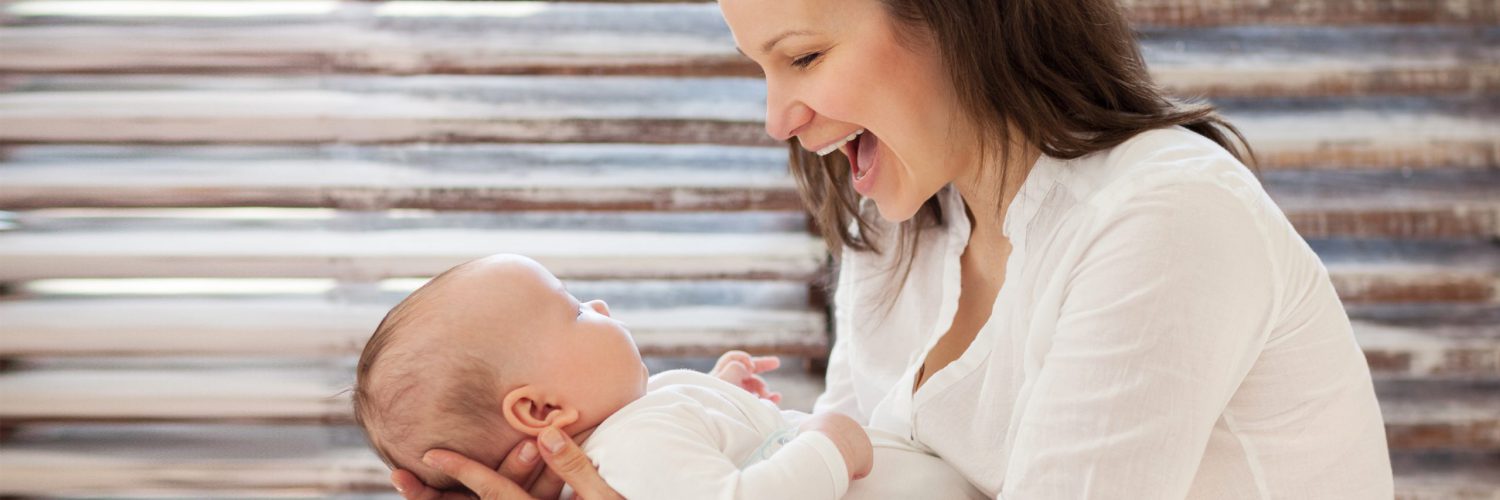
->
[1060,125,1264,213]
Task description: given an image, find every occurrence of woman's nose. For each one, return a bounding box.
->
[763,83,814,142]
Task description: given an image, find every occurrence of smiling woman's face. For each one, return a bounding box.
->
[720,0,976,222]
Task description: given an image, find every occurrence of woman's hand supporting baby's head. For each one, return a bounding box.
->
[352,254,650,494]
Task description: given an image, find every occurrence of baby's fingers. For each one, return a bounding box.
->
[748,355,781,374]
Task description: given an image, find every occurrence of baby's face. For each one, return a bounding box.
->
[436,256,650,431]
[510,261,651,426]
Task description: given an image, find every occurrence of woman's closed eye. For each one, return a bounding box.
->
[791,51,824,69]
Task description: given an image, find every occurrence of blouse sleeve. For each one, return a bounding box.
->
[813,245,862,420]
[999,176,1279,499]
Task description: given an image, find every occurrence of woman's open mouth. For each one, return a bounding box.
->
[842,129,881,196]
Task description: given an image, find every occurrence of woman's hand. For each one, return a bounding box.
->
[391,427,621,500]
[710,350,782,403]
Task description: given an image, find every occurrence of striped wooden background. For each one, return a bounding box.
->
[0,0,1496,497]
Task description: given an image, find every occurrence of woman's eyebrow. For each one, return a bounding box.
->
[739,29,818,57]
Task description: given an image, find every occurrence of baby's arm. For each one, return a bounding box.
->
[589,411,870,500]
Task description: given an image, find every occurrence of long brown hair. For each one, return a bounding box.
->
[793,0,1258,289]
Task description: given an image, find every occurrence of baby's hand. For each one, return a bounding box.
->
[798,413,873,481]
[710,350,782,404]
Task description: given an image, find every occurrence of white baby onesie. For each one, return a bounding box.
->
[579,370,985,500]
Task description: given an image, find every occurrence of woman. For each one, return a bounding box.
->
[398,0,1395,497]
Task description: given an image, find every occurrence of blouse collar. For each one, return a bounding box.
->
[942,152,1061,251]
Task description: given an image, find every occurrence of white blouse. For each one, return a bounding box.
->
[813,126,1394,499]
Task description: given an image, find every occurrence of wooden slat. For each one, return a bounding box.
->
[1,370,1493,452]
[1116,0,1499,26]
[2,227,1492,302]
[1358,320,1500,378]
[1391,452,1500,500]
[0,368,354,424]
[0,294,1494,375]
[1351,301,1500,380]
[0,296,829,358]
[4,0,1492,29]
[0,425,1492,498]
[0,144,799,212]
[1263,169,1500,240]
[0,225,827,281]
[1,77,1496,169]
[0,75,772,146]
[0,424,391,497]
[1379,381,1500,452]
[2,297,1494,376]
[3,148,1495,238]
[0,361,829,424]
[1140,27,1500,97]
[4,4,1495,98]
[1318,240,1500,304]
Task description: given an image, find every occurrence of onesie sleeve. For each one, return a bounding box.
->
[999,176,1278,499]
[590,410,850,500]
[813,245,861,420]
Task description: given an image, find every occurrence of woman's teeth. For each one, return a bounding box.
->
[816,128,865,156]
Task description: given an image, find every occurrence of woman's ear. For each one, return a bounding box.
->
[501,386,580,436]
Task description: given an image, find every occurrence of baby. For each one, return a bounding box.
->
[353,253,983,499]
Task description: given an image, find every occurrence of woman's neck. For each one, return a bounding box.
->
[953,143,1040,250]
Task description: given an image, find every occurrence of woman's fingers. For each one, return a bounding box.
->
[536,427,623,500]
[527,465,566,500]
[390,469,468,500]
[498,440,544,488]
[422,449,533,500]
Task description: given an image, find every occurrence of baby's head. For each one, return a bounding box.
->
[353,254,649,490]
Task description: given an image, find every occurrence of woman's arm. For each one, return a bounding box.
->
[813,247,861,418]
[1001,178,1278,498]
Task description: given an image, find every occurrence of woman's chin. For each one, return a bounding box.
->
[871,196,924,224]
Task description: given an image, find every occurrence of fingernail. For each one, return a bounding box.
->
[421,450,441,468]
[518,441,539,463]
[391,479,406,494]
[540,427,566,453]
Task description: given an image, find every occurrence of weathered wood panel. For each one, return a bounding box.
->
[0,423,1490,498]
[1357,320,1500,378]
[1379,381,1500,451]
[2,149,1493,238]
[0,227,827,281]
[1116,0,1499,26]
[0,424,391,497]
[1318,240,1500,304]
[4,0,1492,30]
[1264,169,1500,240]
[1,77,1496,169]
[0,144,799,212]
[4,5,1496,97]
[0,296,829,358]
[2,372,1491,452]
[4,296,1493,376]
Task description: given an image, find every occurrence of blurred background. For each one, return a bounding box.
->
[0,0,1496,498]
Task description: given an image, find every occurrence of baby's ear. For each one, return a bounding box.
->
[501,386,580,436]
